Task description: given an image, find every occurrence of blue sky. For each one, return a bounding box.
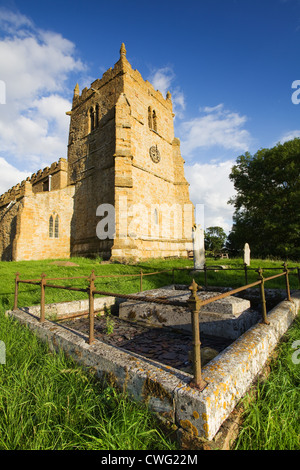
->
[0,0,300,232]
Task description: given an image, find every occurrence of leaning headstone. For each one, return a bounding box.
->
[192,224,205,270]
[243,243,250,266]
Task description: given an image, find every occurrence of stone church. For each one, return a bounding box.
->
[0,44,194,262]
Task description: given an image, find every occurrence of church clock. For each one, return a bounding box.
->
[149,145,161,163]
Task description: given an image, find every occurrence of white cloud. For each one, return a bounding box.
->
[149,66,174,96]
[185,160,236,233]
[0,7,85,190]
[0,31,83,105]
[146,69,249,233]
[148,66,185,117]
[179,103,251,158]
[0,8,33,34]
[0,94,71,167]
[0,157,30,195]
[277,129,300,144]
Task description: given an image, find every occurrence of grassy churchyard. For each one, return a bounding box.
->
[0,256,299,450]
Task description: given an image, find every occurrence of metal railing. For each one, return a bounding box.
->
[13,263,296,391]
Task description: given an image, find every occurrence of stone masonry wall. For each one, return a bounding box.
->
[67,53,125,258]
[15,186,75,261]
[111,48,194,259]
[0,200,22,260]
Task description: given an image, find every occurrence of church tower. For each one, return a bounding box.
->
[67,44,194,260]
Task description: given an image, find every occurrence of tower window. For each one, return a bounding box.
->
[148,106,152,129]
[148,106,157,132]
[152,109,157,132]
[95,104,99,128]
[89,107,95,133]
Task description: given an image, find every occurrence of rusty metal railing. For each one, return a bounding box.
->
[13,262,296,391]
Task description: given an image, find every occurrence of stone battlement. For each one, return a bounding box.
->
[0,158,68,208]
[72,43,173,112]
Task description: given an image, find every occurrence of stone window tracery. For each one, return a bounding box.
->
[89,107,95,133]
[88,105,100,133]
[95,104,99,128]
[148,106,152,129]
[49,214,59,238]
[152,109,157,132]
[49,215,53,238]
[55,215,59,238]
[148,106,157,132]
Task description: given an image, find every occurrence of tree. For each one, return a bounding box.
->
[227,138,300,260]
[205,226,227,255]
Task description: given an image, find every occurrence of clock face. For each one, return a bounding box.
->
[149,145,161,163]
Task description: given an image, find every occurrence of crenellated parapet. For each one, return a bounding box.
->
[0,158,68,208]
[69,43,173,114]
[30,157,68,193]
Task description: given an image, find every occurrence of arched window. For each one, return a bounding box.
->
[89,107,95,133]
[95,104,99,128]
[154,208,158,225]
[148,106,157,132]
[54,215,59,238]
[148,106,152,129]
[49,215,53,238]
[152,110,157,132]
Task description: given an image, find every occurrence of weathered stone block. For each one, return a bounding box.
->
[119,286,254,340]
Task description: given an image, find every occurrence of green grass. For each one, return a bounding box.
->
[0,256,299,450]
[0,313,176,450]
[234,316,300,450]
[1,256,299,312]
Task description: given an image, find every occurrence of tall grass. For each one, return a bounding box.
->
[0,256,299,450]
[0,313,176,450]
[1,256,298,312]
[234,317,300,450]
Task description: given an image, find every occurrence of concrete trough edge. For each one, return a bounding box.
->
[5,290,300,443]
[19,296,119,318]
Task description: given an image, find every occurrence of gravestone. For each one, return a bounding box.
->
[243,243,250,266]
[192,224,205,270]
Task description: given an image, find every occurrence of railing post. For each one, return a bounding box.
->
[257,268,269,325]
[283,262,291,301]
[140,269,143,293]
[187,279,207,391]
[172,267,175,285]
[244,263,248,285]
[40,273,46,323]
[88,270,95,345]
[13,272,20,311]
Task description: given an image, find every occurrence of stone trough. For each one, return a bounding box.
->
[119,285,260,340]
[6,288,300,448]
